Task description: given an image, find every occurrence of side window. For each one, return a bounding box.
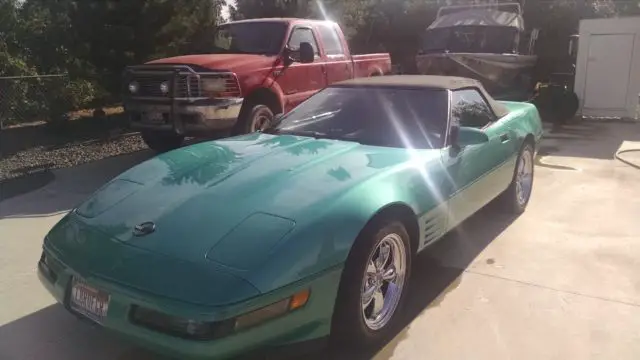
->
[317,24,345,56]
[287,27,320,56]
[451,89,496,128]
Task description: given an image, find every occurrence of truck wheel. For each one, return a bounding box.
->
[558,91,579,122]
[234,103,274,135]
[140,130,184,153]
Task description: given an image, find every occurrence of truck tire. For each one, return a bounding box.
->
[234,103,274,135]
[140,130,184,153]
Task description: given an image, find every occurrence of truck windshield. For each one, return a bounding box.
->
[267,87,449,149]
[212,22,287,55]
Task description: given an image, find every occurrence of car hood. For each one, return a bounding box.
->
[71,133,430,275]
[147,54,278,73]
[44,215,259,306]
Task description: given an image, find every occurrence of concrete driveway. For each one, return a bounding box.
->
[2,120,640,360]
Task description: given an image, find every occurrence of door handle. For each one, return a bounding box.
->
[499,133,509,143]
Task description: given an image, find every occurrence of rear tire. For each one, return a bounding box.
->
[331,219,412,350]
[498,142,535,214]
[140,130,184,153]
[233,103,274,135]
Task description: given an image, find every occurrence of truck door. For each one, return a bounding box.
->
[316,23,353,85]
[277,26,327,112]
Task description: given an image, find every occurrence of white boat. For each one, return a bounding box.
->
[416,3,538,101]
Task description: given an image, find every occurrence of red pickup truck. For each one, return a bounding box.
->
[123,18,392,152]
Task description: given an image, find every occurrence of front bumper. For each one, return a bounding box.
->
[124,97,243,134]
[37,246,341,360]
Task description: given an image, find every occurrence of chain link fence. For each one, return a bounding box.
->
[0,74,102,130]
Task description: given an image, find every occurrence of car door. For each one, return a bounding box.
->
[316,22,353,84]
[276,25,327,112]
[444,88,513,227]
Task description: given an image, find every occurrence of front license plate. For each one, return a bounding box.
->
[143,112,164,124]
[69,277,110,324]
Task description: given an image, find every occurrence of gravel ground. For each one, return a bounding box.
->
[0,133,147,181]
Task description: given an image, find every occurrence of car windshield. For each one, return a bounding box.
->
[267,87,449,149]
[211,22,287,55]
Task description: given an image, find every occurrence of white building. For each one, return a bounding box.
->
[574,17,640,119]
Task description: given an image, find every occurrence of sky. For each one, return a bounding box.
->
[221,0,236,20]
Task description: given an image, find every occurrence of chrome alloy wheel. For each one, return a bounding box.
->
[251,113,271,132]
[515,147,534,206]
[361,233,407,331]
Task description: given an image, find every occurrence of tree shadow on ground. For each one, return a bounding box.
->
[0,168,55,201]
[539,119,640,160]
[0,150,153,217]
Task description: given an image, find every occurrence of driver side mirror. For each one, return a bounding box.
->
[450,126,489,148]
[283,42,314,66]
[298,42,315,64]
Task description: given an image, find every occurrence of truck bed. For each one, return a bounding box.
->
[352,53,392,78]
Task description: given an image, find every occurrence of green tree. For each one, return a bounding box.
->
[0,0,33,77]
[14,0,225,103]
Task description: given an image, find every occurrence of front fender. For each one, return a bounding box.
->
[239,71,285,111]
[245,166,442,293]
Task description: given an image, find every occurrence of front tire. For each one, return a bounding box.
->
[140,130,184,153]
[233,103,274,135]
[498,142,535,214]
[331,220,412,350]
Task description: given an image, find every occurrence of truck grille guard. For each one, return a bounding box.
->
[122,64,240,135]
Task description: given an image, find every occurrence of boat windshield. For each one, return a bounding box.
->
[421,26,518,54]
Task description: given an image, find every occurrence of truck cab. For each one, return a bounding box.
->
[123,18,391,152]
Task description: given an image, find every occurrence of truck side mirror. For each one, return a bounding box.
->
[299,42,315,64]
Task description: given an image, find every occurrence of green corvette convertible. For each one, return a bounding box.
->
[38,76,542,359]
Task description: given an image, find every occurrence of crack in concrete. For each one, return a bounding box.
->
[464,269,640,309]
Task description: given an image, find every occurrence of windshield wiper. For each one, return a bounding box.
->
[275,130,361,144]
[277,130,328,138]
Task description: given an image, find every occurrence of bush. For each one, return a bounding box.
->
[0,75,102,127]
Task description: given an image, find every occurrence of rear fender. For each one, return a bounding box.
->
[500,101,544,149]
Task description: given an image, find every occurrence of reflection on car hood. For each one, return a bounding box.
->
[73,133,427,267]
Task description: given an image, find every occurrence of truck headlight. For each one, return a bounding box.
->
[159,81,169,94]
[128,81,139,93]
[201,78,227,93]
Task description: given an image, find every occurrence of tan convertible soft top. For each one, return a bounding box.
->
[334,75,510,118]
